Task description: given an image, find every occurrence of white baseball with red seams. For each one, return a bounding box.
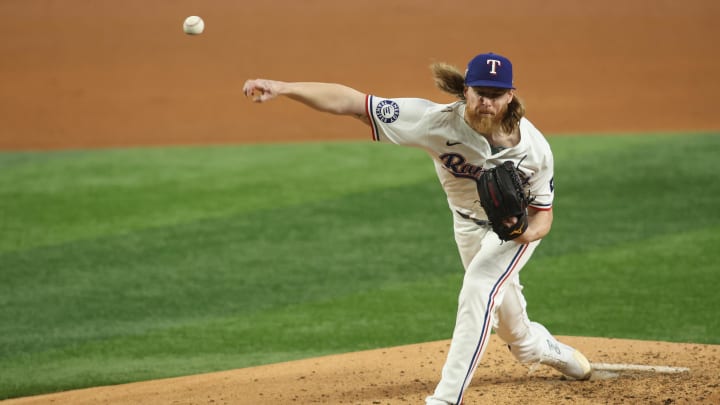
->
[183,16,204,35]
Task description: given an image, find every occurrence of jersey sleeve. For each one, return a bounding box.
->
[366,95,434,148]
[528,152,554,211]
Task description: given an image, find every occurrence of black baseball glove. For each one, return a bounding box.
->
[477,161,533,241]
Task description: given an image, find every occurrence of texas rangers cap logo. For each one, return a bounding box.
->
[486,59,502,75]
[375,100,400,123]
[464,52,515,89]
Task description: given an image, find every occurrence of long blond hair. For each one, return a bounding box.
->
[430,62,525,133]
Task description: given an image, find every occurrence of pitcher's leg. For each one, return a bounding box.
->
[426,242,533,405]
[494,274,592,380]
[493,273,535,359]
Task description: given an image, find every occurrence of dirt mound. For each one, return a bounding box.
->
[6,336,719,404]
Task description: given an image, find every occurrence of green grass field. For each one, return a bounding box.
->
[1,133,718,399]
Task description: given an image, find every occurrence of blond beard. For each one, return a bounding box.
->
[477,114,499,133]
[466,111,503,135]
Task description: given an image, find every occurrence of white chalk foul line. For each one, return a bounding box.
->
[591,363,690,374]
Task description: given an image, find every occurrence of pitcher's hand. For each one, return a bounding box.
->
[243,79,283,103]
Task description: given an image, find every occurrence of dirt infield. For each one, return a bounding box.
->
[6,336,720,405]
[2,0,720,150]
[1,0,719,404]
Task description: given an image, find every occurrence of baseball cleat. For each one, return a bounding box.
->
[538,338,593,380]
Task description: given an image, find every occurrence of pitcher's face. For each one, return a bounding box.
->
[463,86,514,128]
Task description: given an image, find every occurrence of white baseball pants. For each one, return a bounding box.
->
[426,212,545,405]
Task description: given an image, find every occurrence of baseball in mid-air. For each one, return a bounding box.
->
[183,16,204,35]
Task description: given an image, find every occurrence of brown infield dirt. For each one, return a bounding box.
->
[1,1,719,404]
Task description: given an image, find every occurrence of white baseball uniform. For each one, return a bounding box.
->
[366,95,557,405]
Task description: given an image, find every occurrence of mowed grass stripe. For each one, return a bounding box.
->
[3,224,717,396]
[0,273,462,397]
[0,142,436,253]
[0,179,456,355]
[524,225,720,343]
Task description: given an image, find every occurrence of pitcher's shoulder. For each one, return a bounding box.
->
[520,118,551,145]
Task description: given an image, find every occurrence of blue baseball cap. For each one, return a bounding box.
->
[464,52,515,89]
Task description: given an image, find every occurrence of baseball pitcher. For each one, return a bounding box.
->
[243,52,592,405]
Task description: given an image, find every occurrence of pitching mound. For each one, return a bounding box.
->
[5,336,718,404]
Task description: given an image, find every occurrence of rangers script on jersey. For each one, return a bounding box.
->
[366,96,554,224]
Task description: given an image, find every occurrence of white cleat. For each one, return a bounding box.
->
[538,336,593,380]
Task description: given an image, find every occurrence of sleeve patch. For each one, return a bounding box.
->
[375,100,400,123]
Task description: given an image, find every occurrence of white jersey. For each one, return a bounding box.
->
[366,95,554,223]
